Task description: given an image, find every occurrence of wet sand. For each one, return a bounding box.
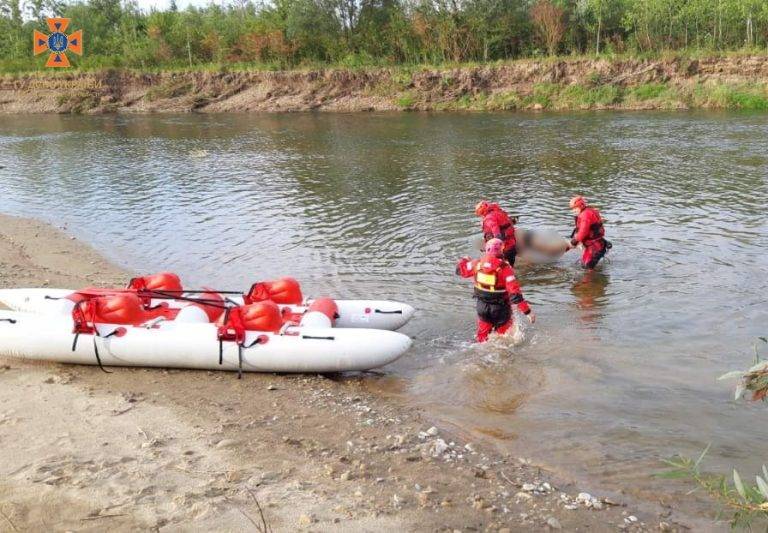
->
[0,213,681,531]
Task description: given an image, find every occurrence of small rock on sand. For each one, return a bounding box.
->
[547,517,562,529]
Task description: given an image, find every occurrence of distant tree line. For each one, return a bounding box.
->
[1,0,767,71]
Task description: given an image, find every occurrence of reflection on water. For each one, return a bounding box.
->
[571,270,610,325]
[1,111,768,519]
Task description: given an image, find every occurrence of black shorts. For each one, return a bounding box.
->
[476,299,511,327]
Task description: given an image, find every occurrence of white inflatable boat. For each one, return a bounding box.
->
[0,309,412,373]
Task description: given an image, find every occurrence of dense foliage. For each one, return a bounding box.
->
[2,0,768,71]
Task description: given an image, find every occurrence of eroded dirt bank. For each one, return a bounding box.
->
[1,55,767,114]
[0,213,697,531]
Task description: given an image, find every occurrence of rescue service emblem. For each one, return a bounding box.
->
[33,18,83,67]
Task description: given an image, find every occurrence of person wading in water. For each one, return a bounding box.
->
[567,196,611,269]
[456,238,535,342]
[474,200,519,266]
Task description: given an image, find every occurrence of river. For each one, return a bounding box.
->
[1,111,766,519]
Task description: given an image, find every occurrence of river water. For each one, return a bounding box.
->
[1,112,767,518]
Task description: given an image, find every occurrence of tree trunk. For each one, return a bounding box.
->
[186,27,193,68]
[596,15,602,55]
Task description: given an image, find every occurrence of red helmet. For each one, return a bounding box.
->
[569,196,587,210]
[474,200,490,217]
[485,238,504,257]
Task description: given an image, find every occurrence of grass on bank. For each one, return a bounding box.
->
[4,48,768,78]
[427,81,768,111]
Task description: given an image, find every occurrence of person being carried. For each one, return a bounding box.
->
[567,196,611,269]
[456,238,535,343]
[474,200,518,265]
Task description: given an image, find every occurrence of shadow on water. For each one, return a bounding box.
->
[1,111,768,521]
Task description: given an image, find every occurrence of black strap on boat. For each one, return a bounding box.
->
[375,309,403,315]
[242,337,264,349]
[236,336,267,379]
[92,328,120,374]
[218,307,232,365]
[301,335,335,341]
[237,344,243,379]
[44,295,62,300]
[71,300,87,352]
[0,318,16,324]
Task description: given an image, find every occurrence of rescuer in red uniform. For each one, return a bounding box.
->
[567,196,611,269]
[475,200,518,265]
[456,238,535,343]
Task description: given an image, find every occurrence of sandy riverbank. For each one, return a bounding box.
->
[0,213,687,531]
[1,55,768,114]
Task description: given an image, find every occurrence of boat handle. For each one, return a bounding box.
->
[375,309,403,315]
[301,335,335,341]
[0,318,16,324]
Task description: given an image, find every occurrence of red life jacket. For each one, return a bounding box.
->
[483,205,516,246]
[217,301,283,344]
[473,255,508,294]
[72,294,150,335]
[574,207,605,243]
[244,277,303,305]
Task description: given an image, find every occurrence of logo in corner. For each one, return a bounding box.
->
[33,18,83,68]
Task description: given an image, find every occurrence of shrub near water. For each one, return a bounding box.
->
[685,82,768,110]
[727,89,768,110]
[627,83,668,101]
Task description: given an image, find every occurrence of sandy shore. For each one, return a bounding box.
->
[0,213,680,531]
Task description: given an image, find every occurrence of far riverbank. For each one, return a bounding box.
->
[1,55,767,114]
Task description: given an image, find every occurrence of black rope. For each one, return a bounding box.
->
[0,318,16,324]
[145,289,243,295]
[236,336,266,379]
[218,307,232,366]
[92,329,120,374]
[140,290,231,309]
[72,300,86,352]
[92,336,112,374]
[242,337,263,349]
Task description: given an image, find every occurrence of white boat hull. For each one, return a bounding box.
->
[0,289,415,331]
[0,311,411,373]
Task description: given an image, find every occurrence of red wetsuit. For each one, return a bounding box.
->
[456,254,532,342]
[571,207,609,269]
[481,204,517,265]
